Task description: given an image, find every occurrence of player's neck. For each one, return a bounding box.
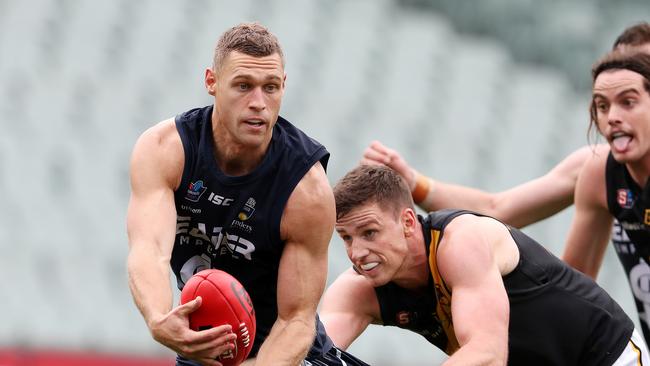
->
[393,228,430,291]
[212,136,270,176]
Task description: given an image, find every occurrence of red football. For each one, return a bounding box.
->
[180,269,256,365]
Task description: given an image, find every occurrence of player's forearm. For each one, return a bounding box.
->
[254,316,315,365]
[417,175,498,215]
[127,246,174,328]
[417,175,567,228]
[319,311,362,351]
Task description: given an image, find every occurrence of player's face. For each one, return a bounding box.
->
[593,69,650,164]
[205,51,285,149]
[335,202,410,287]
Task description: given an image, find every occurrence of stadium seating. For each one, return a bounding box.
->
[0,0,644,364]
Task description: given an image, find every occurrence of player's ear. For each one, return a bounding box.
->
[401,208,417,237]
[205,68,217,96]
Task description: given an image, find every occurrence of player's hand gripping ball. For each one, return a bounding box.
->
[181,269,256,365]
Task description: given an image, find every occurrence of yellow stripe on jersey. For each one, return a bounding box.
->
[630,338,643,366]
[428,229,459,355]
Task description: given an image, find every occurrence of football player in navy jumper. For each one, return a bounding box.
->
[127,22,368,366]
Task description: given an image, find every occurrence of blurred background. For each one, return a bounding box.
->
[1,0,648,364]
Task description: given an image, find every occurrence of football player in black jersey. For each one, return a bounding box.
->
[361,22,650,343]
[563,47,650,332]
[321,164,648,365]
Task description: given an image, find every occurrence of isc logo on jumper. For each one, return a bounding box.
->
[208,192,234,206]
[185,180,208,202]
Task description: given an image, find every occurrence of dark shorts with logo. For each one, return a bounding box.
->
[176,345,370,366]
[302,345,370,366]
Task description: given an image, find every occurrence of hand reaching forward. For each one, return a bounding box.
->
[361,141,417,190]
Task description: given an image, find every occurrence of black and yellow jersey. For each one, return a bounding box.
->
[374,209,634,365]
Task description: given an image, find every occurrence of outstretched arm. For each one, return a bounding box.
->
[320,268,381,350]
[127,120,235,365]
[252,162,335,365]
[362,141,608,228]
[562,152,612,279]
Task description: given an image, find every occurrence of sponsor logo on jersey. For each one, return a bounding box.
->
[208,192,234,206]
[612,220,636,255]
[176,217,256,260]
[618,189,635,209]
[231,219,253,233]
[621,221,645,231]
[396,311,411,326]
[238,197,256,221]
[646,209,650,226]
[185,180,208,202]
[180,205,202,214]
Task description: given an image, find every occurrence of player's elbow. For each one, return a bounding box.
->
[473,342,508,366]
[274,314,317,349]
[486,196,520,227]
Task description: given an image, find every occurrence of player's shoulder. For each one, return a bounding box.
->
[327,268,377,302]
[338,267,370,283]
[443,212,482,233]
[573,144,609,207]
[130,117,184,187]
[135,118,182,151]
[280,161,335,238]
[287,161,333,210]
[581,143,610,175]
[588,143,610,161]
[441,213,511,254]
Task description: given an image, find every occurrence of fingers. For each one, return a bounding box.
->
[178,296,203,316]
[369,140,390,154]
[360,157,383,166]
[363,141,393,165]
[158,302,238,366]
[362,149,390,165]
[189,336,236,362]
[209,333,237,357]
[191,324,235,345]
[180,328,237,366]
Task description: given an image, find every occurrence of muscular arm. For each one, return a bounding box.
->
[320,268,381,350]
[127,120,182,330]
[127,120,234,365]
[363,141,608,228]
[562,152,612,279]
[253,162,335,365]
[436,216,516,366]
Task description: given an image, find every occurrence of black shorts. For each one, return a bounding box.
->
[176,346,370,366]
[303,345,370,366]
